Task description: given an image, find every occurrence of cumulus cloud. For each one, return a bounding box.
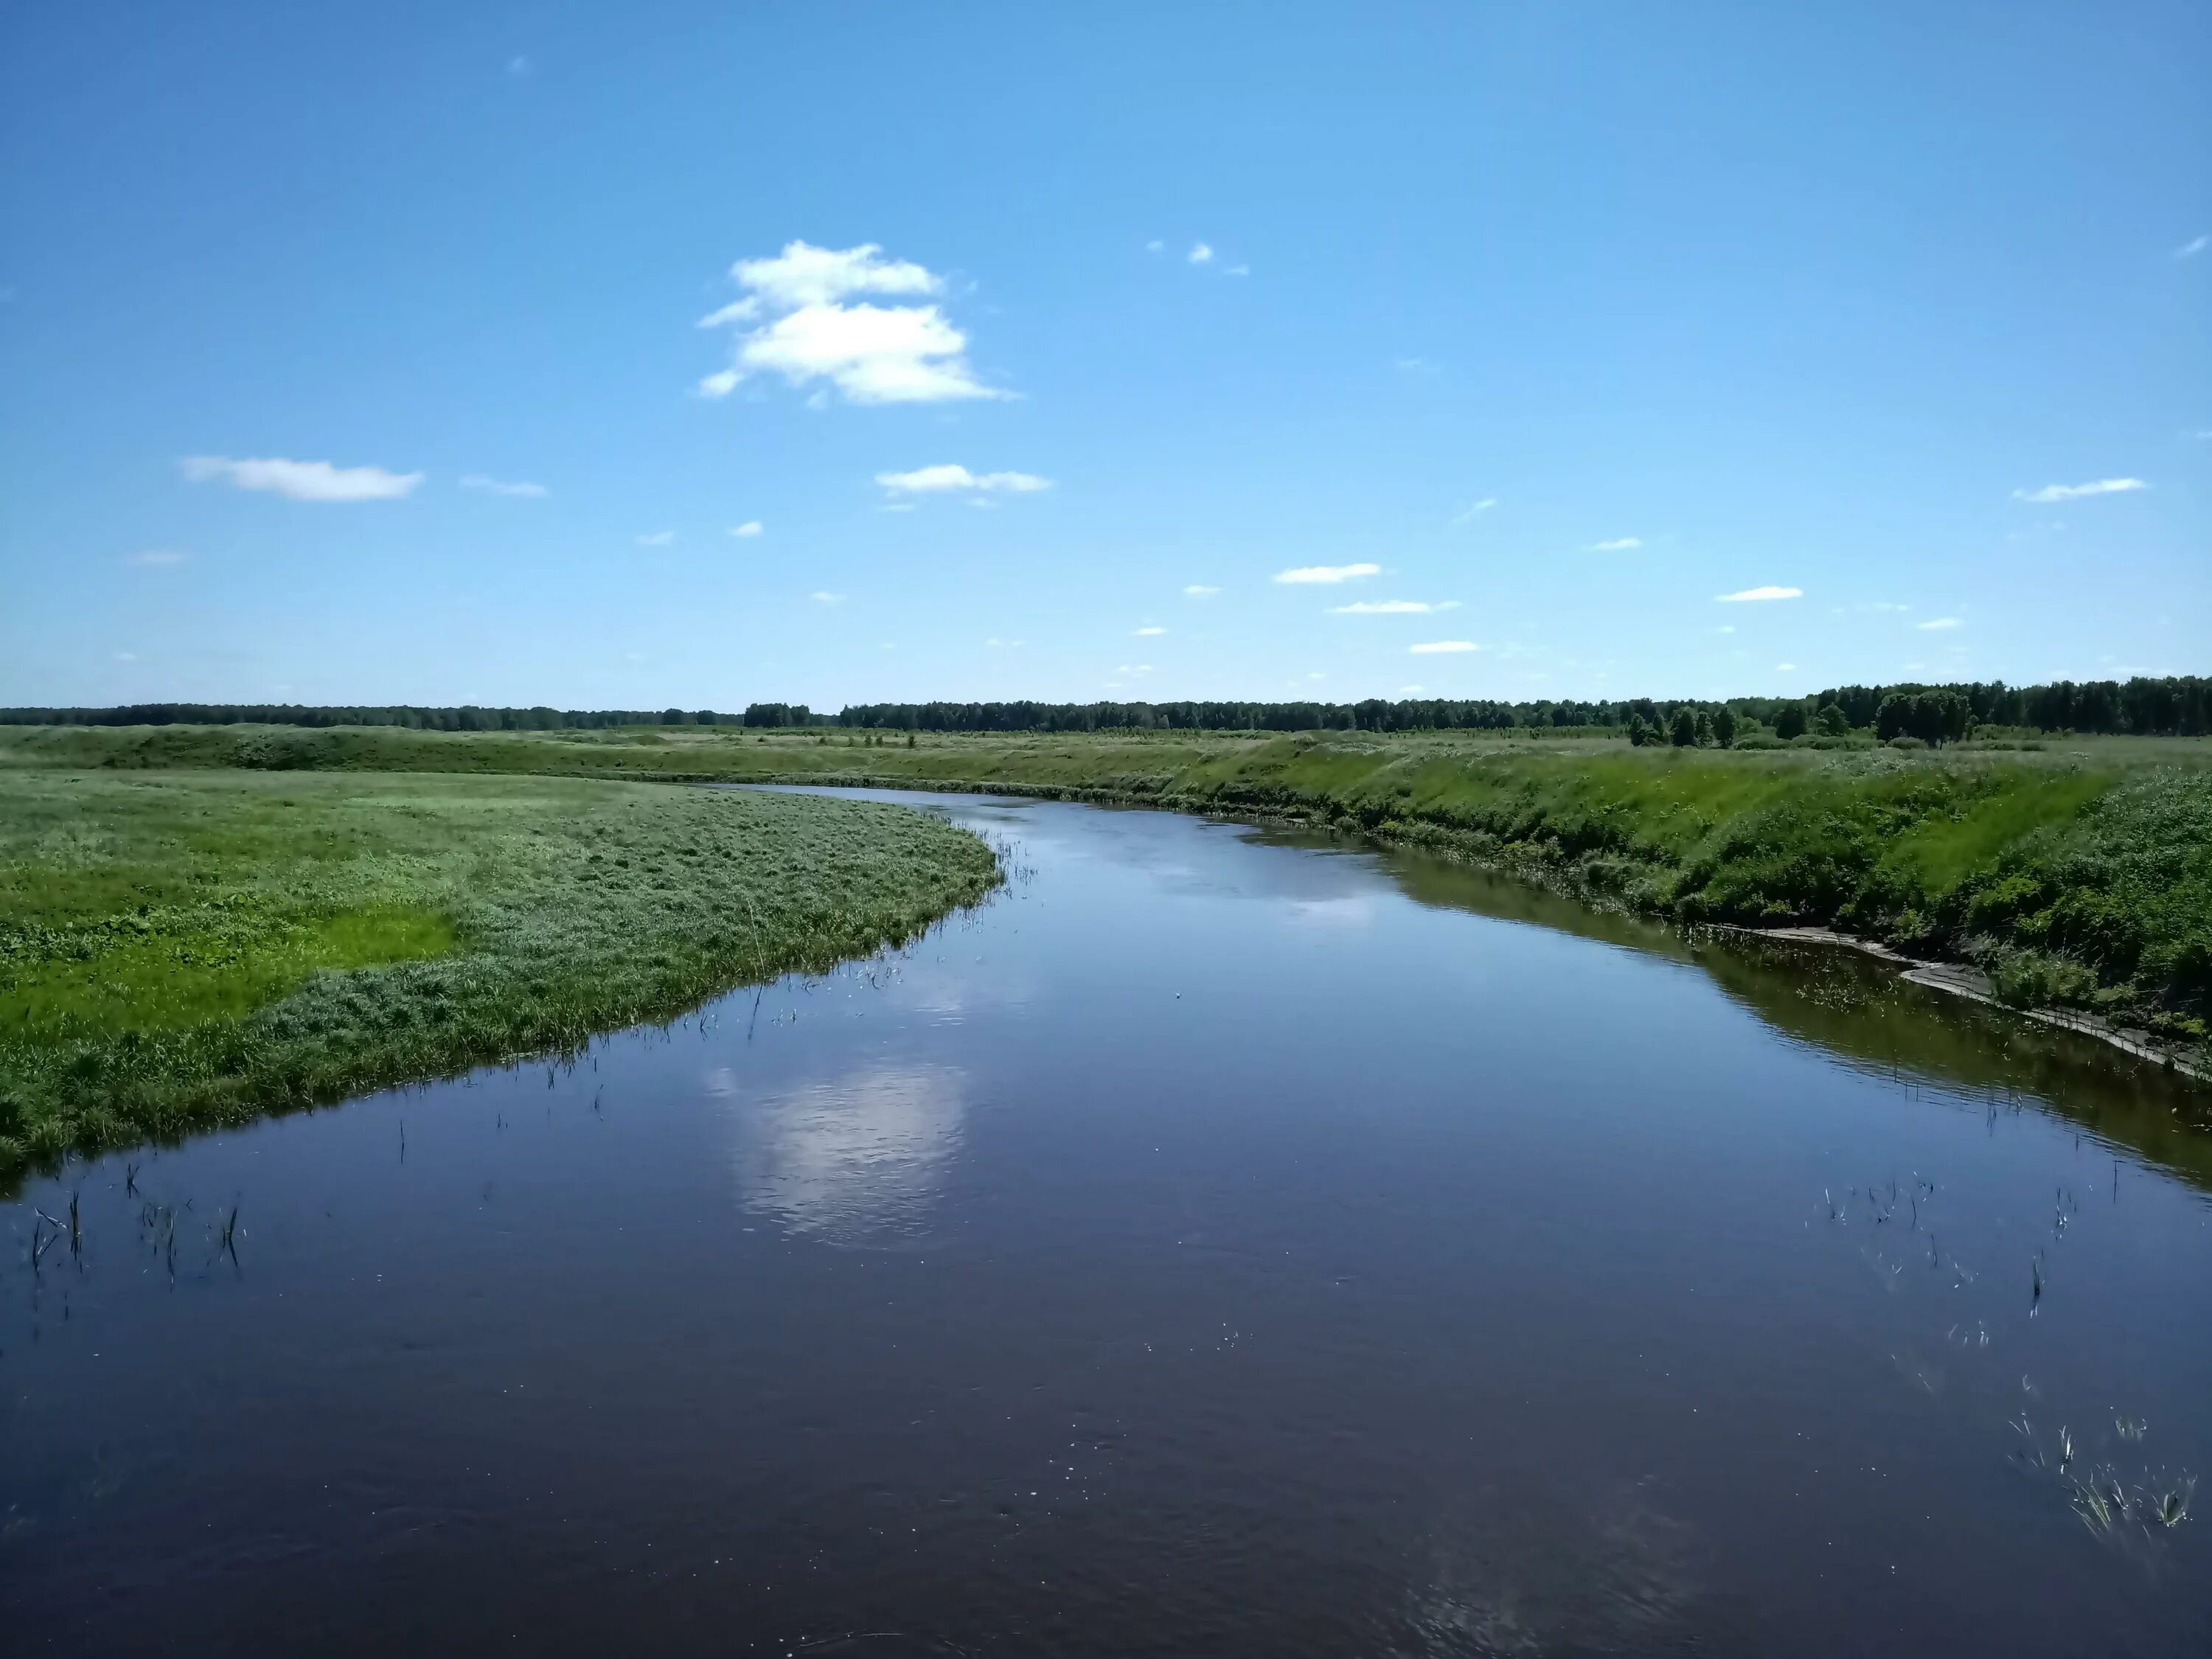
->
[1775,662,1798,672]
[635,530,675,547]
[1188,242,1214,264]
[1133,625,1166,636]
[1716,585,1803,602]
[1915,616,1963,630]
[128,549,187,566]
[1183,584,1220,597]
[461,473,547,498]
[696,240,1004,404]
[1588,536,1641,552]
[1223,263,1251,276]
[874,464,1052,495]
[2177,234,2208,258]
[1144,240,1165,254]
[811,591,844,605]
[181,455,421,501]
[729,521,764,538]
[2012,477,2146,503]
[1329,599,1459,614]
[1409,640,1479,655]
[1273,562,1380,585]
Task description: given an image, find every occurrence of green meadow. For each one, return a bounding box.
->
[0,766,1000,1172]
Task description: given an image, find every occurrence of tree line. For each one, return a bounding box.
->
[3,676,2203,739]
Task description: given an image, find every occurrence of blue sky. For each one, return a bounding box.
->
[1,2,2205,711]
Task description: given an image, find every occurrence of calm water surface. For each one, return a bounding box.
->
[5,790,2210,1657]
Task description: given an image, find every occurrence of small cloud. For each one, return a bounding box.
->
[1182,584,1220,598]
[1453,498,1498,523]
[1860,601,1910,613]
[1409,640,1479,655]
[1398,684,1425,695]
[1716,585,1803,602]
[1133,625,1166,636]
[1716,625,1736,635]
[460,473,547,498]
[181,455,421,501]
[1145,239,1165,253]
[728,521,764,538]
[695,240,1005,405]
[2177,233,2208,258]
[2011,478,2146,503]
[114,650,138,662]
[1916,616,1964,631]
[1775,663,1798,672]
[635,530,675,547]
[507,55,532,77]
[810,591,844,605]
[1394,356,1441,375]
[1114,663,1155,675]
[1188,242,1214,264]
[1274,562,1380,585]
[985,637,1024,648]
[128,549,187,566]
[1223,264,1250,276]
[875,463,1052,495]
[1588,537,1641,552]
[1329,599,1457,614]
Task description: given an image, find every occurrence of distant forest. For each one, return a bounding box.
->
[4,675,2205,738]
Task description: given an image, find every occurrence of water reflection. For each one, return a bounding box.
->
[724,1063,967,1245]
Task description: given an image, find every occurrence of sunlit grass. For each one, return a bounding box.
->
[0,769,1000,1175]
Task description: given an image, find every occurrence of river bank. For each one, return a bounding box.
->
[0,769,1001,1175]
[7,722,2208,1080]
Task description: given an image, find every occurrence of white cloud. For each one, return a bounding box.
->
[1861,601,1911,613]
[1223,263,1250,276]
[635,530,675,547]
[1329,599,1459,614]
[1588,536,1641,552]
[729,521,764,538]
[874,464,1052,495]
[1183,584,1220,598]
[696,240,1003,404]
[114,650,138,662]
[1393,355,1441,375]
[2011,478,2146,503]
[1133,625,1166,636]
[1916,616,1964,631]
[507,55,531,77]
[460,473,547,498]
[1398,684,1425,695]
[181,455,421,501]
[1114,663,1155,675]
[811,591,844,605]
[128,549,187,566]
[1188,242,1214,264]
[2177,234,2208,258]
[1715,625,1736,634]
[1144,239,1164,254]
[1453,498,1498,522]
[1273,562,1380,585]
[1775,663,1798,672]
[1716,585,1803,602]
[1409,640,1479,655]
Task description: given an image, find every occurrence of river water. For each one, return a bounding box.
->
[4,790,2209,1657]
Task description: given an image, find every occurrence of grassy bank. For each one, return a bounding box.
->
[5,722,2208,1062]
[0,768,1001,1174]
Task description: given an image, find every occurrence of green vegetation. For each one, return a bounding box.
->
[0,768,1001,1174]
[4,719,2207,1111]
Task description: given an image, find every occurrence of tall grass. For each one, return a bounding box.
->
[0,770,1001,1175]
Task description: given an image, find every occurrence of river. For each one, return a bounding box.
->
[4,790,2208,1656]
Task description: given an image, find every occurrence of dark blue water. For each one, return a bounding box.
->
[4,792,2208,1656]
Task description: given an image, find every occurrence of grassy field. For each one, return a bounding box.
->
[4,720,2208,1062]
[0,768,1001,1175]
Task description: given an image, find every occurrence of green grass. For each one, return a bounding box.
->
[0,769,1001,1175]
[4,720,2208,1054]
